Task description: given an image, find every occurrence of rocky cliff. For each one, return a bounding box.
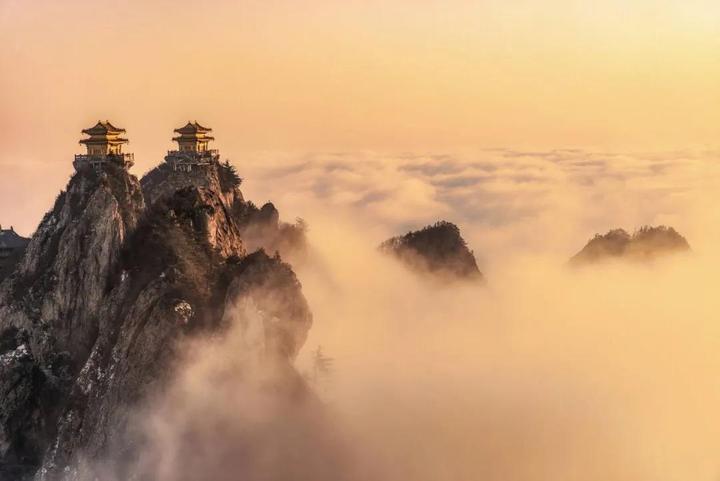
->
[0,160,312,481]
[380,221,483,281]
[143,161,307,260]
[570,225,691,265]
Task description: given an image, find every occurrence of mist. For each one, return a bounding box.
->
[295,224,720,481]
[286,149,720,481]
[71,148,720,481]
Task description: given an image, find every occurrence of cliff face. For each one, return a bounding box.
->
[234,201,307,261]
[141,160,243,209]
[0,164,144,479]
[0,160,313,481]
[142,162,306,261]
[381,221,483,281]
[9,164,144,365]
[570,226,691,265]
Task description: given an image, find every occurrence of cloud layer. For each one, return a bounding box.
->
[9,148,720,481]
[231,148,720,481]
[239,148,720,267]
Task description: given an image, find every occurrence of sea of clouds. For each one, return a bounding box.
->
[13,148,720,481]
[235,148,720,481]
[239,148,720,265]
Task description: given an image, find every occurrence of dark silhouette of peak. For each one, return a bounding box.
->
[570,225,690,265]
[380,221,483,281]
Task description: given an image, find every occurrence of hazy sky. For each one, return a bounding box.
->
[0,0,718,233]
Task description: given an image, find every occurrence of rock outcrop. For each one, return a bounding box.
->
[570,225,690,265]
[141,159,243,209]
[380,221,483,281]
[234,201,307,261]
[0,158,313,481]
[142,161,306,261]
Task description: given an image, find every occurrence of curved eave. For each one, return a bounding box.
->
[82,128,126,135]
[192,121,211,131]
[82,122,126,136]
[174,121,212,134]
[172,135,215,141]
[79,138,129,144]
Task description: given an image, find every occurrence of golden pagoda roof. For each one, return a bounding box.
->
[174,121,212,135]
[82,120,126,136]
[79,120,128,145]
[172,121,215,142]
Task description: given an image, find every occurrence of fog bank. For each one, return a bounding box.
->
[79,149,720,480]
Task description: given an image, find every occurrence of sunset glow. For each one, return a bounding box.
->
[1,2,719,480]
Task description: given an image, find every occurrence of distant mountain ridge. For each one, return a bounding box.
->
[570,225,690,265]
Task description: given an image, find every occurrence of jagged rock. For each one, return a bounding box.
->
[234,201,307,260]
[141,160,243,209]
[142,162,306,261]
[0,158,314,480]
[2,164,144,367]
[380,221,483,281]
[223,250,312,360]
[570,225,691,265]
[0,164,144,480]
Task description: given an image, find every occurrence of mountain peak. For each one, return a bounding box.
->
[570,225,690,265]
[0,151,310,480]
[381,220,483,281]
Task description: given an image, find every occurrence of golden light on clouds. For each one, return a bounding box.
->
[2,2,720,480]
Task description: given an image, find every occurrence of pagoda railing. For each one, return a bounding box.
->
[74,153,135,170]
[74,153,134,164]
[165,149,219,163]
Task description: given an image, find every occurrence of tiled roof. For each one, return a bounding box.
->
[81,120,126,136]
[0,227,29,249]
[174,121,212,134]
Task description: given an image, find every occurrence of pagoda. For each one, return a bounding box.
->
[165,121,220,172]
[0,225,29,263]
[74,121,134,171]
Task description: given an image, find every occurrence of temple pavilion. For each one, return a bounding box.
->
[0,225,29,262]
[165,121,220,172]
[74,121,134,171]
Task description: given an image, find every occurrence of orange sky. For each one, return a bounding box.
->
[0,0,718,232]
[1,0,718,152]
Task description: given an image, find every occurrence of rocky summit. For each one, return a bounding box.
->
[380,221,483,281]
[570,225,691,265]
[0,157,310,480]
